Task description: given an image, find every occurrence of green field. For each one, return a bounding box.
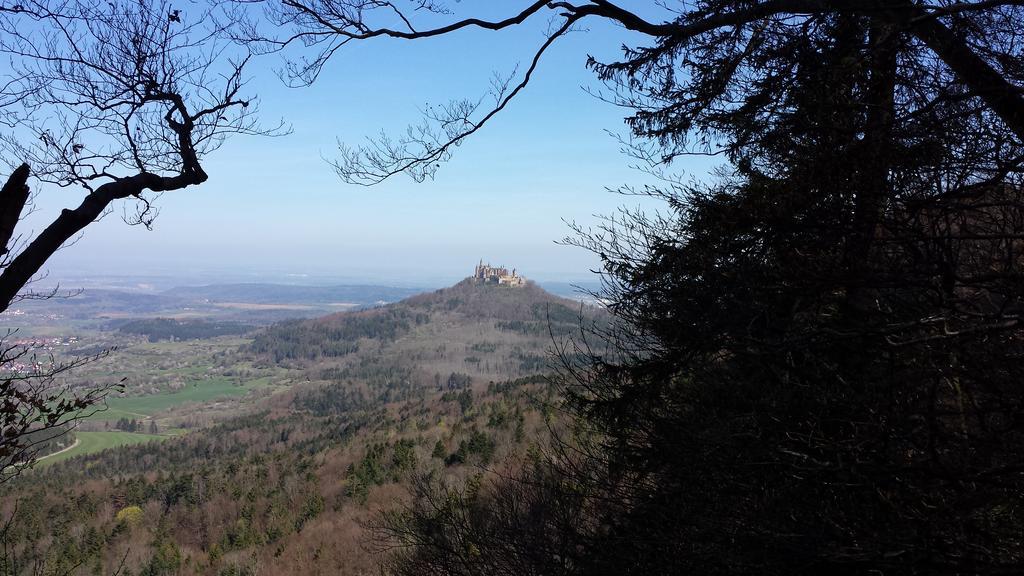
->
[88,376,272,421]
[40,431,163,465]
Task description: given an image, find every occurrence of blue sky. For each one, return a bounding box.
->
[29,2,719,286]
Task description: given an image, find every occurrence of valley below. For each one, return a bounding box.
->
[0,276,600,575]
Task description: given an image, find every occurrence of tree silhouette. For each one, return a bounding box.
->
[240,0,1024,183]
[271,2,1024,573]
[0,0,275,480]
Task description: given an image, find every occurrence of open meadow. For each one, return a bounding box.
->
[39,431,164,465]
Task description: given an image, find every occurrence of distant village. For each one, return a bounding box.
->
[0,335,79,373]
[1,307,63,321]
[473,260,525,287]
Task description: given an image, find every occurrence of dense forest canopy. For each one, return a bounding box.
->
[0,280,575,575]
[119,319,255,342]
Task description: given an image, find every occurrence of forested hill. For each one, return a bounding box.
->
[400,278,585,321]
[251,278,593,358]
[247,278,598,399]
[2,280,600,575]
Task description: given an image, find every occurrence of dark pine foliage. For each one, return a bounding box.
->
[376,5,1024,576]
[248,308,421,362]
[566,11,1024,575]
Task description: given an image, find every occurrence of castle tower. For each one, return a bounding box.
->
[472,260,525,286]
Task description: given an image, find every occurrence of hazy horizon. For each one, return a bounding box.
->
[23,256,606,295]
[34,252,606,289]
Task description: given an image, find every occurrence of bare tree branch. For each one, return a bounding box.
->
[248,0,1024,182]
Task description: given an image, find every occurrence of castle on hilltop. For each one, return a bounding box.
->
[473,260,525,287]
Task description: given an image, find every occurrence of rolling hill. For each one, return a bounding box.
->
[248,279,598,403]
[1,277,606,576]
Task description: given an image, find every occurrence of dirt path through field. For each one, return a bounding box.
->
[36,437,80,461]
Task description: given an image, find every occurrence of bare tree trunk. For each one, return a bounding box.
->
[0,164,30,257]
[846,19,899,312]
[0,169,206,314]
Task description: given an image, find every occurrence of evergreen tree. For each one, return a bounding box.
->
[354,3,1024,575]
